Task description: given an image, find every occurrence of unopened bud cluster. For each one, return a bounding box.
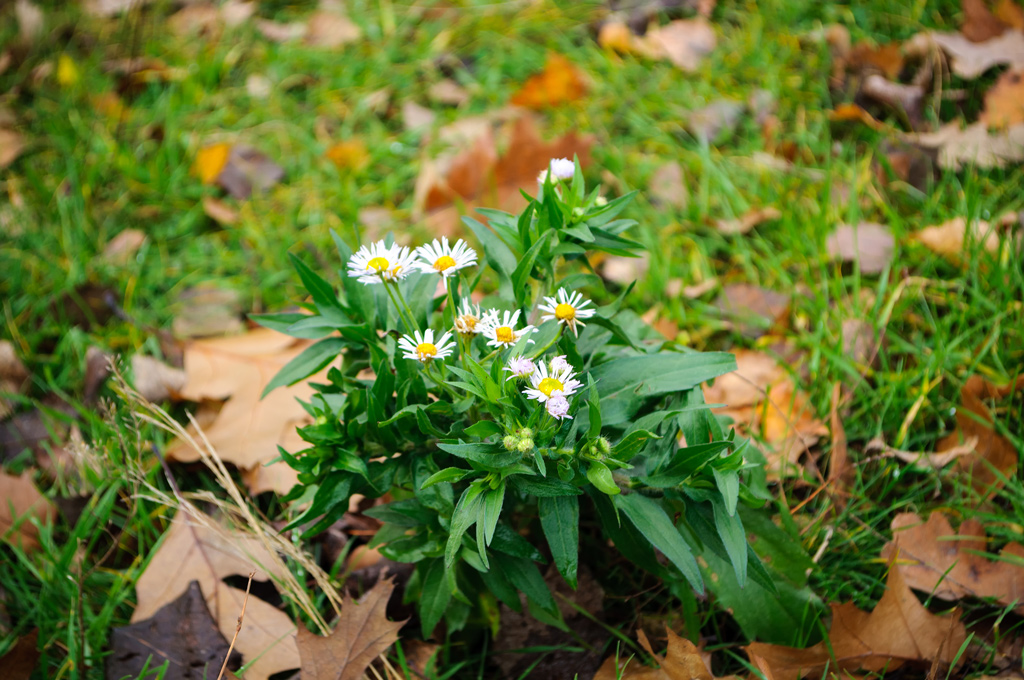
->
[503,427,535,454]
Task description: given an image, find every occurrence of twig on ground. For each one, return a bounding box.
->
[217,569,255,680]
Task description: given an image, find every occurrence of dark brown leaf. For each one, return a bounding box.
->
[962,0,1007,42]
[0,471,56,552]
[296,573,406,680]
[217,145,284,200]
[825,222,894,274]
[0,629,39,680]
[108,581,240,680]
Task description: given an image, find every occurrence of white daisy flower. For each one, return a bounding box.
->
[480,310,536,349]
[413,237,478,277]
[549,355,570,374]
[503,356,537,382]
[538,288,597,337]
[397,329,456,363]
[537,157,575,184]
[546,391,572,420]
[453,300,498,336]
[523,360,582,404]
[347,240,416,285]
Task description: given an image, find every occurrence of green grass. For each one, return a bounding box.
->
[2,0,1023,677]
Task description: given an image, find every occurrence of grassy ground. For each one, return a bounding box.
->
[2,0,1023,677]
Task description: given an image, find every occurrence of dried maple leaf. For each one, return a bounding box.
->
[296,574,406,680]
[593,626,734,680]
[980,68,1024,128]
[882,512,1024,611]
[166,328,331,495]
[0,471,55,552]
[912,121,1024,170]
[132,513,300,680]
[825,222,895,275]
[945,387,1018,496]
[510,53,588,109]
[110,581,241,679]
[703,350,827,476]
[914,30,1024,79]
[746,565,966,680]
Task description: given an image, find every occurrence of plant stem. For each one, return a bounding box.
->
[529,325,564,360]
[385,280,419,333]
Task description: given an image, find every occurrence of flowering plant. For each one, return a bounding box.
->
[257,160,772,636]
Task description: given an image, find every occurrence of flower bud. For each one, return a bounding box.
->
[503,434,518,451]
[517,438,535,453]
[595,436,611,456]
[518,427,534,439]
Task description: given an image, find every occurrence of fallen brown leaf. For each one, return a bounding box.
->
[256,19,307,42]
[16,0,44,44]
[415,114,593,235]
[882,512,1024,611]
[110,581,241,679]
[825,222,894,274]
[598,21,635,53]
[846,41,905,79]
[945,388,1018,496]
[648,161,688,209]
[0,340,29,420]
[0,471,55,552]
[601,254,649,286]
[428,79,469,106]
[296,573,406,680]
[746,565,965,680]
[101,228,147,265]
[0,629,39,680]
[980,68,1024,128]
[168,3,221,37]
[996,0,1024,29]
[131,354,186,403]
[916,30,1024,79]
[402,101,436,131]
[217,145,285,200]
[962,0,1007,42]
[913,216,1002,260]
[325,139,369,172]
[172,285,244,339]
[0,128,25,169]
[202,196,239,226]
[828,103,886,131]
[635,19,717,72]
[688,99,744,144]
[865,435,978,470]
[195,143,231,185]
[84,0,150,17]
[305,10,361,49]
[593,626,726,680]
[713,284,789,338]
[715,207,781,236]
[132,513,300,679]
[165,328,332,495]
[703,350,827,476]
[510,53,588,109]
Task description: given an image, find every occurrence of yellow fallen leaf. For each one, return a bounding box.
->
[195,143,232,184]
[56,53,79,86]
[510,53,588,109]
[325,139,369,172]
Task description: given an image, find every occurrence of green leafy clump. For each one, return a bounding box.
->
[261,160,774,637]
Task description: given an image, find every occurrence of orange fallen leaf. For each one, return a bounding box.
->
[166,328,335,495]
[746,565,965,680]
[593,626,729,680]
[510,53,588,109]
[634,19,717,72]
[962,0,1007,42]
[296,573,406,680]
[195,142,232,185]
[882,512,1024,611]
[598,21,634,53]
[202,196,239,225]
[703,350,827,476]
[828,103,886,131]
[980,68,1024,128]
[325,139,369,172]
[913,216,1002,260]
[945,387,1018,497]
[995,0,1024,29]
[0,471,55,553]
[846,41,904,79]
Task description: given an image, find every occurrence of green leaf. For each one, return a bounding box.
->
[464,420,503,438]
[499,556,559,617]
[711,495,747,585]
[586,460,619,495]
[511,231,554,306]
[490,523,546,562]
[250,312,332,339]
[261,337,345,398]
[437,441,521,468]
[289,252,341,311]
[589,489,663,575]
[445,485,485,568]
[510,475,582,497]
[611,429,659,462]
[464,216,517,282]
[363,498,432,527]
[481,482,506,546]
[539,496,579,589]
[615,493,704,594]
[479,560,521,610]
[418,559,451,638]
[283,472,351,533]
[713,468,740,516]
[591,352,737,400]
[421,467,474,489]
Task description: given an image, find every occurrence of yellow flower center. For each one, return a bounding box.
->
[554,303,576,321]
[537,377,564,397]
[434,255,457,271]
[416,342,438,358]
[462,315,477,330]
[366,256,389,272]
[495,326,515,344]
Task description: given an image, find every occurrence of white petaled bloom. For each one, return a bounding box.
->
[413,237,478,277]
[503,356,537,382]
[546,391,572,420]
[481,309,536,349]
[397,329,456,363]
[348,240,416,285]
[549,355,570,374]
[549,157,575,180]
[523,360,582,404]
[453,300,497,336]
[539,288,597,337]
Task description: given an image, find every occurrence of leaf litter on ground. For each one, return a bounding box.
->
[825,222,895,274]
[0,471,56,553]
